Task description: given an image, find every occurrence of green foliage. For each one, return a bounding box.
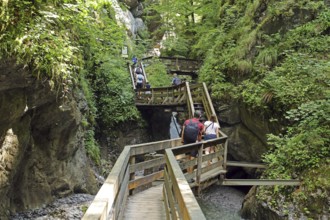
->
[84,130,101,165]
[152,0,330,217]
[144,58,172,87]
[90,58,140,128]
[258,100,330,216]
[1,0,141,163]
[264,100,330,174]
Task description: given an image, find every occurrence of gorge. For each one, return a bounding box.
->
[1,0,329,219]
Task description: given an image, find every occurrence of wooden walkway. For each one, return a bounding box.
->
[123,184,166,220]
[82,58,300,220]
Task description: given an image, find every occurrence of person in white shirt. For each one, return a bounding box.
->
[203,114,220,165]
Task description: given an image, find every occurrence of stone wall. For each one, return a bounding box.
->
[0,59,97,219]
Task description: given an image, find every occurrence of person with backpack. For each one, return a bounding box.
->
[204,114,220,165]
[136,72,145,98]
[135,66,143,75]
[181,111,204,175]
[145,81,151,101]
[172,73,181,86]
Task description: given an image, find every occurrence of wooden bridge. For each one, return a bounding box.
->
[82,58,300,220]
[142,56,201,80]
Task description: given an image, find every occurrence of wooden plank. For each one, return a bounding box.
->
[130,157,165,173]
[198,178,219,191]
[222,179,300,186]
[185,82,195,118]
[226,161,267,169]
[196,146,203,185]
[129,139,181,156]
[223,139,228,169]
[178,157,197,170]
[171,142,203,156]
[129,170,164,190]
[201,150,223,163]
[164,168,178,220]
[197,168,227,183]
[201,160,224,174]
[123,184,166,220]
[162,185,171,220]
[113,166,130,219]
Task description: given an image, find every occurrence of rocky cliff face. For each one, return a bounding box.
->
[0,59,97,219]
[217,102,281,171]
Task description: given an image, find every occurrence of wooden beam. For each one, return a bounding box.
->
[128,170,164,190]
[226,161,267,169]
[222,179,300,186]
[129,157,165,173]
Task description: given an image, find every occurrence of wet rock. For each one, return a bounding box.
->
[10,194,94,220]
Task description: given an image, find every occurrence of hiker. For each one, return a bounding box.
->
[145,81,151,101]
[181,111,204,174]
[204,114,220,165]
[135,65,143,75]
[132,55,138,67]
[172,73,181,86]
[136,72,145,98]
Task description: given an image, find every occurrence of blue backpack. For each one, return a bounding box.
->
[183,120,199,142]
[172,77,181,85]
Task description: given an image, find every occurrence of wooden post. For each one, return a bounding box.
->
[223,139,228,170]
[129,156,135,195]
[196,144,203,195]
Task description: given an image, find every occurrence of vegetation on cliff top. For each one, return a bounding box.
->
[0,0,140,164]
[151,0,330,218]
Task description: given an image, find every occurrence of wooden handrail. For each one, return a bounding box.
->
[82,139,181,220]
[164,148,206,220]
[185,82,195,118]
[82,136,227,220]
[128,63,136,90]
[82,146,131,220]
[140,61,148,83]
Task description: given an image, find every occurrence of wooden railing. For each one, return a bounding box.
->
[142,56,201,75]
[163,148,205,220]
[128,63,136,90]
[82,138,180,220]
[82,136,229,220]
[135,83,187,106]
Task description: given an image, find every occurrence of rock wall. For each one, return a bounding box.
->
[216,101,282,177]
[240,186,285,220]
[0,59,97,219]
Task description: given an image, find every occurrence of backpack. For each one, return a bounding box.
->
[137,74,144,83]
[183,119,199,143]
[136,67,142,74]
[172,77,181,85]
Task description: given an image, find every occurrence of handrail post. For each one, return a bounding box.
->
[140,61,148,83]
[129,156,135,195]
[196,143,203,195]
[128,63,136,90]
[202,82,216,121]
[223,139,228,170]
[185,82,195,118]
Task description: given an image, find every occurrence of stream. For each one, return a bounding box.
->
[197,185,245,220]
